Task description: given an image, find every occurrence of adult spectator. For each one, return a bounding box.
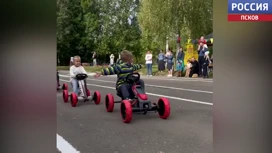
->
[197,43,208,77]
[92,52,97,66]
[157,50,165,72]
[145,51,153,76]
[70,57,74,66]
[189,57,199,78]
[110,54,115,66]
[165,50,174,77]
[176,47,184,77]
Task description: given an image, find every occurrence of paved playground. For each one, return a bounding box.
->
[57,71,213,153]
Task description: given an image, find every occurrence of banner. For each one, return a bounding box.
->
[184,43,198,63]
[228,0,272,21]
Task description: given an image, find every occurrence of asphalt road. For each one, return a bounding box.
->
[57,71,213,153]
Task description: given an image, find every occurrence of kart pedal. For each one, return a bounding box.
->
[143,110,147,115]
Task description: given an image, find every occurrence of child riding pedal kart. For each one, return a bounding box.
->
[94,50,170,123]
[62,56,101,107]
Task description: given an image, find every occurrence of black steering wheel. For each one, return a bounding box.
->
[126,73,140,84]
[76,73,88,80]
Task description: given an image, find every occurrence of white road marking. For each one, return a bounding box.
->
[59,72,213,82]
[59,79,213,106]
[59,75,213,94]
[57,134,80,153]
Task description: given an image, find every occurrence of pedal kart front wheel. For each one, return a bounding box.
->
[120,100,133,123]
[157,97,170,119]
[105,94,114,112]
[63,90,69,103]
[93,91,101,105]
[70,92,78,107]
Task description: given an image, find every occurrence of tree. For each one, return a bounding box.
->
[138,0,213,54]
[57,0,86,65]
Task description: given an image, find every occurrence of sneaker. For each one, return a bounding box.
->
[79,92,84,97]
[127,99,137,106]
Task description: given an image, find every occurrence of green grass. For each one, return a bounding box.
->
[57,65,213,78]
[57,66,103,72]
[57,65,160,75]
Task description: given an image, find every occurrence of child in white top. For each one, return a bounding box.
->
[185,60,192,77]
[70,56,87,96]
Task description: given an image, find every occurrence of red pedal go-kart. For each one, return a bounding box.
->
[62,74,101,107]
[105,73,170,123]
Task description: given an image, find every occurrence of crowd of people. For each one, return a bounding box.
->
[144,36,213,78]
[67,36,213,79]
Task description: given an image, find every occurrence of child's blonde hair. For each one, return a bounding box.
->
[73,56,81,61]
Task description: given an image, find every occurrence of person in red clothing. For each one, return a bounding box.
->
[198,36,206,44]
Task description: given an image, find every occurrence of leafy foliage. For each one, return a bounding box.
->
[57,0,212,65]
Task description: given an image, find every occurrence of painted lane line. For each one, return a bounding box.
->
[57,134,80,153]
[59,79,213,106]
[59,75,213,94]
[59,73,213,82]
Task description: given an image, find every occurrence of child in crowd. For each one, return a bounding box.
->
[203,51,211,78]
[94,50,143,102]
[198,36,206,44]
[70,56,87,96]
[185,60,192,77]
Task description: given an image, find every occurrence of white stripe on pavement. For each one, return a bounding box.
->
[59,79,213,106]
[59,74,213,94]
[57,134,80,153]
[59,73,213,82]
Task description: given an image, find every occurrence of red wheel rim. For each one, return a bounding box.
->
[105,94,114,112]
[120,100,132,123]
[63,90,68,103]
[87,89,91,97]
[71,93,78,107]
[93,91,101,105]
[62,84,68,90]
[157,97,171,119]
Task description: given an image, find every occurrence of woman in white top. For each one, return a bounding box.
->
[145,51,153,76]
[70,57,74,66]
[110,54,115,65]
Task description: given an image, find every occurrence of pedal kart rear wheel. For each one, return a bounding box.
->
[87,89,91,97]
[62,83,68,90]
[157,98,170,119]
[63,90,69,103]
[93,91,101,105]
[71,92,78,107]
[120,100,133,123]
[105,94,114,112]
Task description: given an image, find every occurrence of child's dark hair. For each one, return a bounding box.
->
[120,50,133,62]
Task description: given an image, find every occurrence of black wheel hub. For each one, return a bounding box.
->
[93,93,97,102]
[105,96,109,108]
[121,103,126,119]
[157,100,165,116]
